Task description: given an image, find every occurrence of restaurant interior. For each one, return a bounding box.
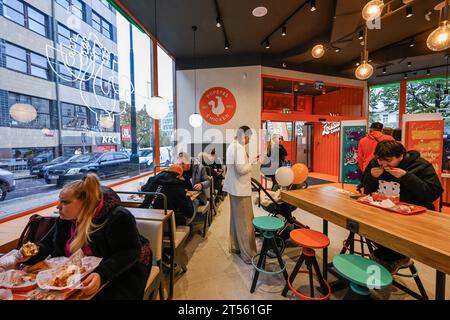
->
[1,0,450,303]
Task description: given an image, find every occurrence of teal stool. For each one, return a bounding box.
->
[250,216,289,293]
[332,254,393,300]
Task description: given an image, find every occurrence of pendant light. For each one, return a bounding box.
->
[146,0,169,120]
[355,28,374,80]
[99,114,115,128]
[427,0,450,52]
[189,25,203,128]
[311,44,325,58]
[9,103,37,123]
[362,0,384,22]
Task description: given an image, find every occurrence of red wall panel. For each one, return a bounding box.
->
[313,123,340,177]
[314,88,363,117]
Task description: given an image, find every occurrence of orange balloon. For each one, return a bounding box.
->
[292,163,308,184]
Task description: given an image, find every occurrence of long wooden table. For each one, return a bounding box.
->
[281,186,450,300]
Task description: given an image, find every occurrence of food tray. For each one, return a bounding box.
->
[357,196,426,215]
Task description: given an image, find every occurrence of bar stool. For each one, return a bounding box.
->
[250,216,289,293]
[332,254,393,300]
[281,229,331,300]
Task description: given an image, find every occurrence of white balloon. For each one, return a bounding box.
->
[146,96,169,120]
[275,167,294,187]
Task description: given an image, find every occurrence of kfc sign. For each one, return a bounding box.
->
[121,125,131,141]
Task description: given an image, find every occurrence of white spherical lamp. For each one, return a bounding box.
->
[427,20,450,51]
[145,96,169,120]
[99,115,115,128]
[275,167,294,187]
[189,113,203,128]
[355,61,374,80]
[9,103,37,123]
[311,44,325,58]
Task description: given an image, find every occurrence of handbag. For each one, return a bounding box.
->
[16,214,57,248]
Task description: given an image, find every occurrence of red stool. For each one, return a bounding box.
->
[282,229,331,300]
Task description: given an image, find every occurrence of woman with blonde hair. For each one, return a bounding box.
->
[25,173,152,299]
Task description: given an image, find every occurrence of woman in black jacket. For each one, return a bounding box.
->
[26,174,152,300]
[362,140,443,273]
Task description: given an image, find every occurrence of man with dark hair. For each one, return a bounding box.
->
[357,122,395,173]
[362,140,443,273]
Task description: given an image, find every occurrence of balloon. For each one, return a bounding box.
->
[292,163,309,184]
[275,167,294,187]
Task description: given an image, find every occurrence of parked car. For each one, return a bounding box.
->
[30,155,74,178]
[0,168,15,201]
[138,148,154,168]
[44,152,130,186]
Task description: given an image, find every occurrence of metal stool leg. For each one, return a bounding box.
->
[282,254,305,296]
[270,237,289,283]
[250,238,269,293]
[312,256,330,296]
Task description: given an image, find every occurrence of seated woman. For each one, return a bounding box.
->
[24,174,152,300]
[140,164,194,226]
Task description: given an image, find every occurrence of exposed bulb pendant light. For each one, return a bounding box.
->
[362,0,384,22]
[99,115,114,128]
[427,0,450,52]
[355,27,374,80]
[311,44,325,58]
[9,103,37,123]
[146,0,169,120]
[189,25,203,128]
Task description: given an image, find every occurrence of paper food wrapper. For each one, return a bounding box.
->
[0,288,13,300]
[36,250,101,291]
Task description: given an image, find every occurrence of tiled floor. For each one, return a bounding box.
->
[172,180,450,300]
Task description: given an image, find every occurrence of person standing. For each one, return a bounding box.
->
[223,126,259,264]
[261,134,288,189]
[357,122,394,173]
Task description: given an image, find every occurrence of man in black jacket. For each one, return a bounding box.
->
[362,140,443,273]
[140,164,194,226]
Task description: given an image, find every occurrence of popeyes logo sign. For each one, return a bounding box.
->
[199,87,236,125]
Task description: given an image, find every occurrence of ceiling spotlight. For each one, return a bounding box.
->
[406,6,413,18]
[427,69,431,75]
[408,61,412,67]
[334,47,341,53]
[358,30,364,40]
[265,40,270,49]
[362,0,384,22]
[281,25,287,37]
[310,0,316,12]
[356,61,360,66]
[216,17,221,28]
[311,44,325,58]
[409,40,415,47]
[225,41,229,50]
[282,62,287,68]
[382,67,387,74]
[404,73,408,79]
[425,11,432,22]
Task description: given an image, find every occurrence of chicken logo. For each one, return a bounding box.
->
[200,87,236,125]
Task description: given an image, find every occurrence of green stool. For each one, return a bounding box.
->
[332,254,393,300]
[250,216,289,293]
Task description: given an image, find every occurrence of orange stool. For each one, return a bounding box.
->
[282,229,331,300]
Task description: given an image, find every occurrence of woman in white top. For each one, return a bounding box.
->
[223,126,259,264]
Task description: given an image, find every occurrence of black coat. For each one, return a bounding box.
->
[27,187,151,300]
[362,150,443,210]
[141,171,194,224]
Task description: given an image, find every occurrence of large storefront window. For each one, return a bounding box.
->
[157,45,175,167]
[369,83,400,129]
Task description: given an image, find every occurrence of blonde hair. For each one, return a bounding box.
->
[63,174,104,254]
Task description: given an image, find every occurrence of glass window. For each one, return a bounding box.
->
[92,11,102,33]
[369,83,400,128]
[27,6,46,36]
[61,103,89,130]
[92,10,112,39]
[5,42,27,73]
[30,52,49,79]
[3,0,25,26]
[8,93,53,129]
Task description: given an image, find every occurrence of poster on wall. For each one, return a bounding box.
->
[404,120,444,175]
[340,121,367,184]
[199,87,237,125]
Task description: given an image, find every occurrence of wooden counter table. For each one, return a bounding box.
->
[281,186,450,300]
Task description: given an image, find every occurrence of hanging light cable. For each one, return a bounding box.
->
[427,0,450,51]
[189,25,203,128]
[146,0,169,120]
[355,26,374,80]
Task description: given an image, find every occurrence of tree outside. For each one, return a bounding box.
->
[369,83,400,128]
[119,101,154,149]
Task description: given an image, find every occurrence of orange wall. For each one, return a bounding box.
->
[314,88,363,117]
[313,123,340,176]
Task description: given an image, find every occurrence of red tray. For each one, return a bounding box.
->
[357,197,426,215]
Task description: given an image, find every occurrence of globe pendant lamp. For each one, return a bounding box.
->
[311,44,325,58]
[362,0,384,22]
[189,25,203,128]
[9,103,37,123]
[99,115,114,128]
[427,1,450,52]
[146,0,169,120]
[355,28,374,80]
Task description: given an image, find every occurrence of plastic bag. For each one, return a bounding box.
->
[0,249,23,272]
